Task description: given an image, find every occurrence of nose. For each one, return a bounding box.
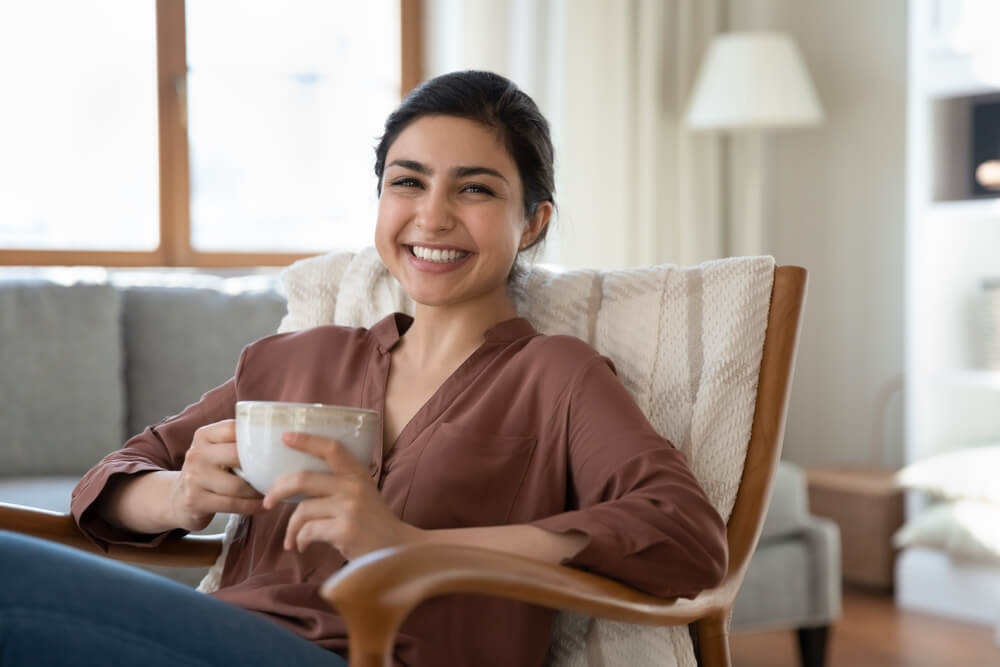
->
[415,187,454,234]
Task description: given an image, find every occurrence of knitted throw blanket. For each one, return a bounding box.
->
[198,247,775,667]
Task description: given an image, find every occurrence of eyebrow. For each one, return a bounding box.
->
[387,159,509,184]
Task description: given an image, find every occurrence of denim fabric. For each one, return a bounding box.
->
[0,531,346,667]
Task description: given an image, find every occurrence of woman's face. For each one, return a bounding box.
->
[375,115,547,311]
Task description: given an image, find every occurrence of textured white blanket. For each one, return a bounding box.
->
[199,247,775,667]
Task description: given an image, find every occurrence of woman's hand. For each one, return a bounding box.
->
[262,432,424,560]
[168,419,264,531]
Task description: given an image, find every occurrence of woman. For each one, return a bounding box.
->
[0,71,727,667]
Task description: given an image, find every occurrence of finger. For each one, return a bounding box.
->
[186,444,259,496]
[283,497,335,550]
[192,491,264,517]
[198,466,264,499]
[200,441,242,470]
[263,470,337,509]
[282,432,361,471]
[295,517,343,553]
[195,419,237,444]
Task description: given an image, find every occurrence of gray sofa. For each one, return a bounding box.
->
[0,271,839,664]
[0,270,287,586]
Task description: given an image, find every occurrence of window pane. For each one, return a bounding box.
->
[186,0,400,253]
[0,1,159,250]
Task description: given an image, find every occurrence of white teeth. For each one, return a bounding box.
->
[411,246,468,263]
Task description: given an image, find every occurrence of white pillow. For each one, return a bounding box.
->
[893,500,1000,564]
[895,445,1000,504]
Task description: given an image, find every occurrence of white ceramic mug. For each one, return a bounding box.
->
[234,401,379,497]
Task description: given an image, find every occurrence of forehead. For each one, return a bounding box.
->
[385,115,516,174]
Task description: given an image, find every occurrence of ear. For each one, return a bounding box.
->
[519,201,553,250]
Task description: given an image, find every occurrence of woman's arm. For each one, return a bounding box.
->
[416,525,587,563]
[267,434,588,563]
[72,368,245,547]
[528,356,729,598]
[94,420,264,535]
[96,470,181,534]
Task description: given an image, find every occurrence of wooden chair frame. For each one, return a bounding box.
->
[0,266,807,667]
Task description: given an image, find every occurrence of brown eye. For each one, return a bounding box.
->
[391,177,421,188]
[461,183,494,196]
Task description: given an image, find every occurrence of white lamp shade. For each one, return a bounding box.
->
[686,31,824,130]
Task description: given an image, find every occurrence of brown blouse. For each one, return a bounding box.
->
[71,313,727,667]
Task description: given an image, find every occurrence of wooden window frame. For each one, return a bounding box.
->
[0,0,423,268]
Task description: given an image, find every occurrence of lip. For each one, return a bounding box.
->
[403,244,474,274]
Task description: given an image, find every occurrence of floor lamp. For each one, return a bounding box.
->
[685,31,824,257]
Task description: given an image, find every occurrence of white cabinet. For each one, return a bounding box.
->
[905,0,1000,469]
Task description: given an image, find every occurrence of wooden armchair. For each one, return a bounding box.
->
[0,265,806,667]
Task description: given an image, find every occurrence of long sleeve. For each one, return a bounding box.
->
[70,351,245,550]
[531,357,728,598]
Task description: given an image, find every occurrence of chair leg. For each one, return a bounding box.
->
[796,625,829,667]
[695,613,732,667]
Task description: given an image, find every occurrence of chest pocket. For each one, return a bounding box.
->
[401,421,537,529]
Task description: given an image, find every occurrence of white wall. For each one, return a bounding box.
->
[732,0,909,467]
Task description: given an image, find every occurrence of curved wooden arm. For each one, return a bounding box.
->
[0,502,224,567]
[321,542,740,667]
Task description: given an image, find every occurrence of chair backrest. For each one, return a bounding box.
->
[275,248,804,666]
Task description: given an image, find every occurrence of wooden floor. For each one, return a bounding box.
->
[731,588,1000,667]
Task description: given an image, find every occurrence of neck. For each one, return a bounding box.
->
[396,292,519,369]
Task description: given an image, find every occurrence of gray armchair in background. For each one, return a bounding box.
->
[734,461,842,667]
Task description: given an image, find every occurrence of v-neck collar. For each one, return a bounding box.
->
[369,312,537,354]
[364,312,537,474]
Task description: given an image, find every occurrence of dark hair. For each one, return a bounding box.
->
[374,70,555,255]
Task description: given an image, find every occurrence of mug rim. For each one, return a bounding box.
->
[235,400,379,417]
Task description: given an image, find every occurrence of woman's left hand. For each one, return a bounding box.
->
[262,432,424,560]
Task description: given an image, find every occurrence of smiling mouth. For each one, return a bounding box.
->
[406,245,472,264]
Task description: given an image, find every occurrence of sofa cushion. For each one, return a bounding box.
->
[0,476,80,512]
[0,281,125,475]
[122,284,286,438]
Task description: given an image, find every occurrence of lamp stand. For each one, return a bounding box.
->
[727,131,765,258]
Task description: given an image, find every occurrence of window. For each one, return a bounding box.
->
[0,0,422,267]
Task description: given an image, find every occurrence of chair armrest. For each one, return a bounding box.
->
[321,542,741,667]
[0,502,223,567]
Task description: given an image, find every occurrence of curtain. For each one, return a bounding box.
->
[424,0,727,269]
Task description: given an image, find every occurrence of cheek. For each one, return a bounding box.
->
[375,198,403,242]
[373,205,396,263]
[501,213,528,252]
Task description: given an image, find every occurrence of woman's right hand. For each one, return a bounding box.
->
[168,419,264,531]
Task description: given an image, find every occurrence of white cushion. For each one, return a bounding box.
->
[894,500,1000,564]
[895,445,1000,505]
[0,477,79,513]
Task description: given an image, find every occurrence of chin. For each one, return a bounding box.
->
[404,288,457,308]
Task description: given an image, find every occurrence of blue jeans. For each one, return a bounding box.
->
[0,531,347,667]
